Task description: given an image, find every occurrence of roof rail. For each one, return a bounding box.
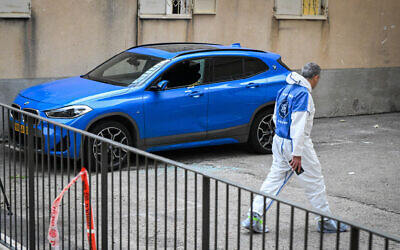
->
[127,42,223,51]
[173,48,267,58]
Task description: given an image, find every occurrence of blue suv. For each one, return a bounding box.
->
[11,43,290,166]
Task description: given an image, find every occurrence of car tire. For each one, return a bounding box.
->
[85,121,133,170]
[248,109,275,154]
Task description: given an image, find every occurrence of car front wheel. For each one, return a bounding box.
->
[248,109,275,154]
[86,121,133,169]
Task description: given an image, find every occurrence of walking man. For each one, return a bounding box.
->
[242,62,348,233]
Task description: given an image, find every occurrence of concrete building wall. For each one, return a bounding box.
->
[0,0,138,79]
[0,0,399,117]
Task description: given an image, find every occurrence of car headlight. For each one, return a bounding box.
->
[45,105,92,119]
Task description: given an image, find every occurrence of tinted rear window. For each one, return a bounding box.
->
[243,57,269,77]
[211,56,268,82]
[213,57,244,82]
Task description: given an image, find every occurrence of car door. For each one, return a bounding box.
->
[207,56,270,138]
[143,58,211,147]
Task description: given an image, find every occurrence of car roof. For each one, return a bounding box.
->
[125,42,280,60]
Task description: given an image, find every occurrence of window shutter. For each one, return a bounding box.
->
[0,0,31,18]
[275,0,302,16]
[193,0,216,14]
[139,0,166,15]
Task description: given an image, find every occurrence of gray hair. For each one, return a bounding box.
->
[301,62,321,79]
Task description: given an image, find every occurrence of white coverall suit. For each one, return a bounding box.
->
[251,72,332,216]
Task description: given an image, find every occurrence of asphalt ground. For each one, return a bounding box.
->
[160,112,400,214]
[158,112,400,247]
[0,112,399,249]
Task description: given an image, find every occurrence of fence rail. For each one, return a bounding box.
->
[0,102,399,249]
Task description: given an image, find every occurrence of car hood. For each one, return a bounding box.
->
[19,76,128,105]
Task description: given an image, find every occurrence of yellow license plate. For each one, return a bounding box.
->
[14,123,28,134]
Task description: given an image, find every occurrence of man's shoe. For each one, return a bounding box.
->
[241,212,269,233]
[317,218,348,233]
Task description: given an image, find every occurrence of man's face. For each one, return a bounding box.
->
[310,75,320,89]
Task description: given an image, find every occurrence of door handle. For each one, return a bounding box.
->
[246,82,259,88]
[187,91,203,98]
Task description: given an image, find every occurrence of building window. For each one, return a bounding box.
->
[166,0,190,15]
[0,0,31,18]
[274,0,328,20]
[139,0,192,19]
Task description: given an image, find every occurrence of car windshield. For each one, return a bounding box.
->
[82,52,165,87]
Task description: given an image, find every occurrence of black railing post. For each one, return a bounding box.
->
[27,117,35,250]
[350,226,360,250]
[202,176,210,250]
[101,142,109,250]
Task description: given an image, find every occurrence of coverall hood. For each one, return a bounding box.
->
[286,72,312,93]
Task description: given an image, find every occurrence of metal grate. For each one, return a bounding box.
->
[303,0,320,15]
[167,0,191,15]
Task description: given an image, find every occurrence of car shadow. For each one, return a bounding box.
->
[155,143,254,163]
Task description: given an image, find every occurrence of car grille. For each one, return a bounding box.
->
[23,108,40,125]
[10,104,40,125]
[10,104,21,122]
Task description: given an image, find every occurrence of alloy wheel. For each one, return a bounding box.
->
[92,127,129,167]
[257,114,275,151]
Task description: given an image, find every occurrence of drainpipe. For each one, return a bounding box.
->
[136,0,140,46]
[186,0,194,42]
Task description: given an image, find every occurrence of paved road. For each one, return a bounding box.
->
[158,112,400,237]
[0,112,399,249]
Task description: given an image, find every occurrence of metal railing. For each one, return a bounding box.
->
[0,102,399,249]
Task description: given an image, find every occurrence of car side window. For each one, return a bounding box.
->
[211,56,268,83]
[243,57,269,78]
[159,58,211,89]
[213,57,243,82]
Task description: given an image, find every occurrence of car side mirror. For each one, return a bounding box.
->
[151,80,169,91]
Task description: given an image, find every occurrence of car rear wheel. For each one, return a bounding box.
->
[85,121,133,170]
[248,109,275,154]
